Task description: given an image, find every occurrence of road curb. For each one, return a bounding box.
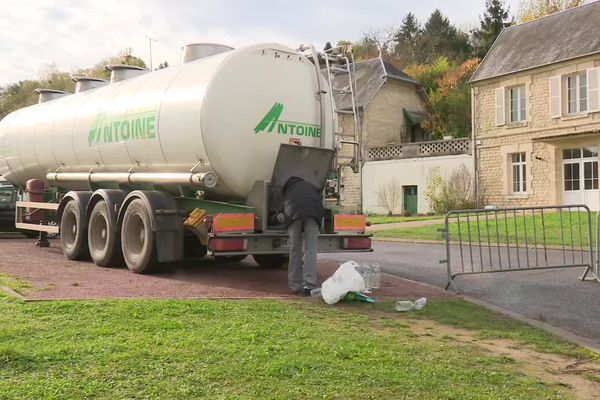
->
[460,295,600,355]
[372,237,444,244]
[372,237,588,252]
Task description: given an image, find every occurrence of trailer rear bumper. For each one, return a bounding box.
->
[208,232,372,256]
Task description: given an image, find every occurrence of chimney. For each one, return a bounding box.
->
[181,43,234,63]
[72,76,109,93]
[105,64,147,83]
[34,88,69,103]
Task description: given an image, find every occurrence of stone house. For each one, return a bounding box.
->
[330,57,432,212]
[470,2,600,210]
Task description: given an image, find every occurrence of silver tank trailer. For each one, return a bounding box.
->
[0,43,334,200]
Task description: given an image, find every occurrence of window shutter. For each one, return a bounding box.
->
[549,75,562,118]
[495,87,505,126]
[587,68,600,112]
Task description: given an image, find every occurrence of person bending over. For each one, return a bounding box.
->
[282,176,324,295]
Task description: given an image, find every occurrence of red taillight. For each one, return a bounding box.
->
[212,213,255,234]
[209,238,247,252]
[342,237,371,250]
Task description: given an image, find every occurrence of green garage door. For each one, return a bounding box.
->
[403,186,418,215]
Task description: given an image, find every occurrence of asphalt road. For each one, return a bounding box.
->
[320,241,600,348]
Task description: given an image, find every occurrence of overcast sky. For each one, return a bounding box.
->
[0,0,522,86]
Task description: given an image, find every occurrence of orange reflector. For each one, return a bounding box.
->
[212,213,255,233]
[334,214,366,232]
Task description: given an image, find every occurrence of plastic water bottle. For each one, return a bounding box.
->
[372,263,381,289]
[310,287,322,298]
[395,300,414,312]
[413,297,427,310]
[363,263,373,293]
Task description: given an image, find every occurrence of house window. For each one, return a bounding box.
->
[563,147,598,191]
[509,85,526,123]
[511,152,526,193]
[567,73,587,114]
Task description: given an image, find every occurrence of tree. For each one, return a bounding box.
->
[405,57,481,139]
[0,80,41,119]
[0,49,147,120]
[336,37,378,61]
[393,13,423,66]
[471,0,512,58]
[75,48,147,80]
[426,165,477,213]
[420,9,472,63]
[376,179,401,215]
[362,26,397,56]
[157,61,169,70]
[517,0,582,22]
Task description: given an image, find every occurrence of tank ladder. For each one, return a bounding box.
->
[299,44,361,174]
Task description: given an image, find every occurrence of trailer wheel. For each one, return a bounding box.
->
[121,199,157,274]
[252,254,288,269]
[60,200,89,260]
[88,201,123,267]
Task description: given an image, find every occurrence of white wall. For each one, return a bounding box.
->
[362,155,473,214]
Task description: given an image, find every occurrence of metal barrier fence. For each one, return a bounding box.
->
[440,205,598,293]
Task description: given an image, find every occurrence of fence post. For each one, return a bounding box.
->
[581,208,600,282]
[440,212,461,293]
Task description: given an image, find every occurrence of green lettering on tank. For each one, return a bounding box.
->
[146,115,156,138]
[254,102,321,138]
[88,109,158,146]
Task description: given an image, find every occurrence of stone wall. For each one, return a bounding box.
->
[473,54,600,208]
[364,79,428,148]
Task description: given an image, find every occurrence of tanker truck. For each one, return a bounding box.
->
[0,42,371,273]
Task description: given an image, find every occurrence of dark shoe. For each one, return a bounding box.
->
[290,288,311,297]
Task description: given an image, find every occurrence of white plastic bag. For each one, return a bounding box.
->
[321,261,365,304]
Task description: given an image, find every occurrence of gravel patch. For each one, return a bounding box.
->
[0,238,454,301]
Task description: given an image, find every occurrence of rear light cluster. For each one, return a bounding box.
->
[209,238,247,252]
[209,213,255,253]
[342,237,371,250]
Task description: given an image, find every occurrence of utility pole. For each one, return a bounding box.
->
[142,34,158,70]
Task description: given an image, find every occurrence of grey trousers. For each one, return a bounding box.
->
[287,217,319,291]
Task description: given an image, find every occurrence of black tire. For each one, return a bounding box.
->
[60,200,89,260]
[88,201,123,267]
[252,254,288,269]
[120,199,157,274]
[215,255,247,263]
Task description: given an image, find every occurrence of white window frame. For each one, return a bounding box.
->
[562,147,599,192]
[511,152,527,194]
[566,73,588,115]
[509,85,526,123]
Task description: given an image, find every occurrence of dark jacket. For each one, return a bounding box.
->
[282,177,324,226]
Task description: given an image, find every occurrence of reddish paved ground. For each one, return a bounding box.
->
[0,238,454,301]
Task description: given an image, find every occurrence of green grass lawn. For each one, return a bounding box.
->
[0,286,594,399]
[375,211,597,247]
[367,214,443,225]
